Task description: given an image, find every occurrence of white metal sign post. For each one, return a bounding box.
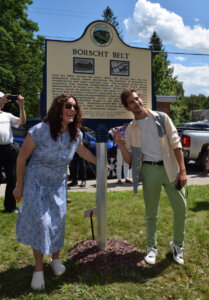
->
[96,125,108,249]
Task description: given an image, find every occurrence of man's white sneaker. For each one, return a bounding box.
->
[144,247,157,265]
[170,241,184,265]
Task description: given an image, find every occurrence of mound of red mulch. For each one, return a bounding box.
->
[67,238,145,272]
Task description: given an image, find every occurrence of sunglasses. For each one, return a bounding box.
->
[65,103,78,110]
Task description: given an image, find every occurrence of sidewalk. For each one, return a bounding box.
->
[0,173,208,197]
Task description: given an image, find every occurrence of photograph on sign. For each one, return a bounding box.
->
[110,60,129,76]
[73,57,94,74]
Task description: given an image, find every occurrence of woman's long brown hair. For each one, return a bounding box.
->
[43,93,82,141]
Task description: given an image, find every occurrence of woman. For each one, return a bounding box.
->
[13,94,96,290]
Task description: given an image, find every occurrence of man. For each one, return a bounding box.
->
[114,88,187,265]
[0,92,26,212]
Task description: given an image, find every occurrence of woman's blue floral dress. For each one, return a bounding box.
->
[16,122,82,254]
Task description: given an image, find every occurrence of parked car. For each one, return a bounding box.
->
[177,121,209,170]
[177,121,209,131]
[12,121,117,179]
[82,128,117,179]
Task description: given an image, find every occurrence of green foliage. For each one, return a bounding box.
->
[149,32,184,99]
[149,31,209,125]
[152,53,184,97]
[102,6,123,39]
[0,186,209,299]
[183,94,209,111]
[170,99,190,125]
[149,31,167,60]
[0,0,45,117]
[170,94,209,125]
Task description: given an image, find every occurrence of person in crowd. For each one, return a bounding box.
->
[0,92,26,212]
[13,93,96,290]
[0,167,6,183]
[68,152,86,187]
[68,127,87,188]
[114,88,187,265]
[109,124,132,184]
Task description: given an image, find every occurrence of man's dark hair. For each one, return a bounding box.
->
[44,93,82,141]
[120,88,140,107]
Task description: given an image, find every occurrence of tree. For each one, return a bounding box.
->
[102,6,122,39]
[152,53,184,96]
[149,31,167,60]
[170,94,209,125]
[149,31,184,98]
[0,0,45,117]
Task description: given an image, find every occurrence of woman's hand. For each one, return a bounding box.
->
[13,186,23,202]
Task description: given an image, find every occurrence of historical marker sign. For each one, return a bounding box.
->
[45,20,152,121]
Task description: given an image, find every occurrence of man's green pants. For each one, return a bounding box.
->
[141,163,187,247]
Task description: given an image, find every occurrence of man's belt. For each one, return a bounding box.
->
[0,144,12,147]
[143,161,164,166]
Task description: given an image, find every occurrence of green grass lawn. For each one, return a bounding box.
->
[0,185,209,299]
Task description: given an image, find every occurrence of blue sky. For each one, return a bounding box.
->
[27,0,209,96]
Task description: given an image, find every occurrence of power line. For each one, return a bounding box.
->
[28,7,127,21]
[1,39,209,56]
[0,81,40,97]
[33,34,76,40]
[28,10,96,20]
[28,7,209,26]
[0,39,44,45]
[152,50,209,56]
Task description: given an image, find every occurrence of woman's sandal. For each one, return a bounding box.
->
[31,271,45,290]
[50,259,66,276]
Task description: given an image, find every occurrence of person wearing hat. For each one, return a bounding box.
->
[0,92,26,212]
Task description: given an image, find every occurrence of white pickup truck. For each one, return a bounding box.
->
[177,121,209,170]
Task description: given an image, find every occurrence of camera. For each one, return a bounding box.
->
[7,95,18,101]
[175,180,181,190]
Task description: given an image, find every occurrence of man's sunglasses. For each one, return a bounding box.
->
[65,103,78,110]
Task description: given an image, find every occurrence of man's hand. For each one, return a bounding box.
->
[114,127,125,148]
[175,169,187,189]
[17,95,25,108]
[0,93,9,105]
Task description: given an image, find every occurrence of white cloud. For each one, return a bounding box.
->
[172,63,209,96]
[194,17,199,23]
[174,56,185,62]
[124,0,209,51]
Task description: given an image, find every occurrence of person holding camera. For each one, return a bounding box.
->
[114,88,187,265]
[0,92,26,212]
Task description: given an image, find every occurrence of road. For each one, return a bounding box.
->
[0,162,208,197]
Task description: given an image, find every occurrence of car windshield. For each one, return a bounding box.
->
[177,122,209,129]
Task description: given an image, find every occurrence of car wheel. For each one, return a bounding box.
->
[107,157,117,179]
[200,150,209,171]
